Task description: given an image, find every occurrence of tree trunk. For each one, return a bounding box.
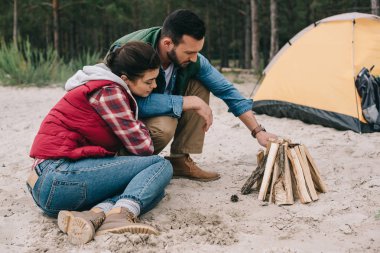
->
[70,20,76,58]
[250,0,260,72]
[372,0,379,15]
[45,18,50,49]
[166,0,171,15]
[244,0,251,69]
[219,13,229,68]
[52,0,60,55]
[133,0,141,30]
[13,0,18,48]
[269,0,279,60]
[205,4,211,59]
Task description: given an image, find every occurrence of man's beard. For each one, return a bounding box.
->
[167,49,190,68]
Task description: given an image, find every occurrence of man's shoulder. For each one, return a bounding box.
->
[112,27,161,48]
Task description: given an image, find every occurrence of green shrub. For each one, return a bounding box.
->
[0,39,102,86]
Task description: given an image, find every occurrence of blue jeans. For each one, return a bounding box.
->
[30,155,173,217]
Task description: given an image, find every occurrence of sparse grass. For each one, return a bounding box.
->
[0,39,101,86]
[376,210,380,220]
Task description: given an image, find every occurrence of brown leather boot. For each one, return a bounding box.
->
[95,207,158,236]
[57,209,105,245]
[165,155,220,181]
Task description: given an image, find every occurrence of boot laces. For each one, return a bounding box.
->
[186,155,197,165]
[91,216,105,228]
[125,210,139,223]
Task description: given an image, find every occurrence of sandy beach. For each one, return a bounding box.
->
[1,74,379,253]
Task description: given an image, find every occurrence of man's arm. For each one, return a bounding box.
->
[196,54,277,147]
[183,96,213,132]
[135,93,183,118]
[136,93,213,132]
[238,111,277,147]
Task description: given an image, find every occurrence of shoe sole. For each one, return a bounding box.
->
[57,211,95,245]
[172,175,221,182]
[96,224,159,236]
[57,210,74,234]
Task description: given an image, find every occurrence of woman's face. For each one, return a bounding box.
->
[122,68,159,97]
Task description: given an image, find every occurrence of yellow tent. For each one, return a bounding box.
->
[252,12,380,133]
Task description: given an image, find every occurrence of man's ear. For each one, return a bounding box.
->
[162,37,174,49]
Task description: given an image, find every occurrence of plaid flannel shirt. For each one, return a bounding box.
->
[89,85,154,156]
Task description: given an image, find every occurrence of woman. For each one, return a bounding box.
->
[27,41,173,245]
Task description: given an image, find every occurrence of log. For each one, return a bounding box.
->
[287,148,312,204]
[273,144,292,205]
[254,149,265,190]
[241,153,267,195]
[269,159,280,203]
[273,176,287,204]
[269,144,284,203]
[254,173,263,191]
[258,142,280,201]
[295,146,319,201]
[289,159,299,200]
[257,149,264,165]
[303,146,328,193]
[282,143,294,204]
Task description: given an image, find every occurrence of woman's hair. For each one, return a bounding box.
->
[106,41,160,81]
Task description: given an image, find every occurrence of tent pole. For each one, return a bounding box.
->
[250,73,265,98]
[352,19,362,134]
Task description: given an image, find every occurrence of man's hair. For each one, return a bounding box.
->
[161,9,206,45]
[106,41,160,81]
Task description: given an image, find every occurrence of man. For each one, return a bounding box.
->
[107,9,277,182]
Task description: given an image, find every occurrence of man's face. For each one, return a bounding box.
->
[167,35,205,68]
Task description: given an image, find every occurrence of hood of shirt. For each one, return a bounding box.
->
[65,63,130,92]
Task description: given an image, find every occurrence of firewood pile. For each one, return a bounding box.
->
[241,139,327,205]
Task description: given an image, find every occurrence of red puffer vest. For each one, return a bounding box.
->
[30,80,132,160]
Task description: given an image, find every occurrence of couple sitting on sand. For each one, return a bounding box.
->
[26,9,276,245]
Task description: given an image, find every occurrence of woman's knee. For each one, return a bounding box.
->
[162,159,173,179]
[153,156,173,180]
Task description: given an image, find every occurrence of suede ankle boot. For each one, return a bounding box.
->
[96,207,158,236]
[165,154,220,181]
[57,209,105,245]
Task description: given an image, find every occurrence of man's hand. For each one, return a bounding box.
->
[183,96,213,132]
[238,111,278,148]
[256,131,278,147]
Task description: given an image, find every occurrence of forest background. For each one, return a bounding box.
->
[0,0,379,86]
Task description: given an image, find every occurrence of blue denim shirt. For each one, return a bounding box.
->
[136,53,253,118]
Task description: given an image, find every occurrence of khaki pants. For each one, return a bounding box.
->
[142,80,210,155]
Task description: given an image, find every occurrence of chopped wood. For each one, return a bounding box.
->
[258,142,280,201]
[273,176,287,204]
[273,143,294,205]
[283,142,294,204]
[242,139,326,205]
[303,145,328,193]
[295,146,319,201]
[287,148,312,204]
[257,149,264,165]
[241,153,267,195]
[269,159,280,203]
[254,149,265,190]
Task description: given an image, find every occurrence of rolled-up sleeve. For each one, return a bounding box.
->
[196,54,253,117]
[135,93,183,119]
